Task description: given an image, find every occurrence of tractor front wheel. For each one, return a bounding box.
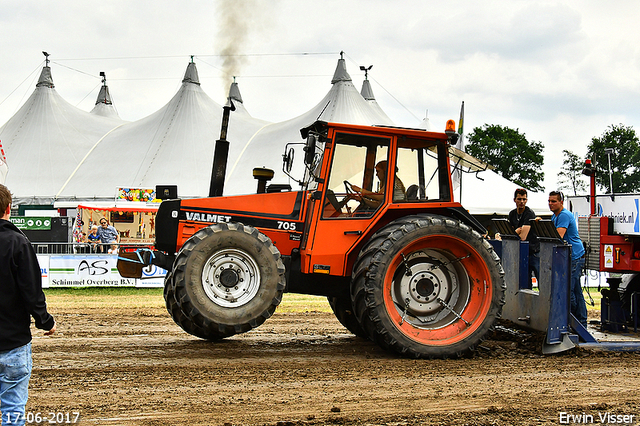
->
[351,214,505,358]
[169,222,286,339]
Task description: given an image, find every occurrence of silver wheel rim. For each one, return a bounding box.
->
[391,249,470,329]
[202,248,261,308]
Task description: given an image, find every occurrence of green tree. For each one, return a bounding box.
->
[557,149,587,195]
[465,124,545,192]
[587,124,640,193]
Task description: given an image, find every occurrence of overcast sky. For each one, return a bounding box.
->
[1,0,639,193]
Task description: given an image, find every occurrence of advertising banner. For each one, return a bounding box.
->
[47,255,165,288]
[10,216,52,230]
[569,194,640,235]
[597,195,640,235]
[137,263,168,288]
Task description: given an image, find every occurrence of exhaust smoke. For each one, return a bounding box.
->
[216,0,260,91]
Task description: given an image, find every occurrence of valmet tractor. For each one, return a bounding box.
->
[119,116,505,358]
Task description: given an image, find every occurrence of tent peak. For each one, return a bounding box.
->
[359,65,375,100]
[95,72,113,105]
[182,60,200,85]
[418,110,433,131]
[37,51,54,88]
[36,66,54,88]
[227,78,243,104]
[360,79,375,101]
[331,54,352,84]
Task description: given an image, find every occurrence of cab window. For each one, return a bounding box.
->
[395,138,450,202]
[322,133,390,218]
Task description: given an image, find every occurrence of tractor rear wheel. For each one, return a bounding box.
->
[170,222,286,339]
[351,214,505,358]
[328,295,367,338]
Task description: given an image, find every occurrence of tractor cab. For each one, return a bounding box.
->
[293,121,454,211]
[288,121,468,278]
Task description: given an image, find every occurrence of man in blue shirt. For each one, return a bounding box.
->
[97,217,119,254]
[549,190,587,327]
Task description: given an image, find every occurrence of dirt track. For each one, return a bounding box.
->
[28,303,640,426]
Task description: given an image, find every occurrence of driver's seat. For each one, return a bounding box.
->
[406,184,419,201]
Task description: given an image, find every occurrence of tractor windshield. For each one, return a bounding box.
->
[322,133,390,218]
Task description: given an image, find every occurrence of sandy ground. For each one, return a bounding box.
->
[26,304,640,426]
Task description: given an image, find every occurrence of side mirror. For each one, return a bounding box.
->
[283,147,295,173]
[304,134,317,165]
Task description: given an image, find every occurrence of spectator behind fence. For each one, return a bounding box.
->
[97,217,119,253]
[87,225,100,253]
[0,184,56,426]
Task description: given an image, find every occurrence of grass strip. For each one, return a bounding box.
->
[44,287,332,313]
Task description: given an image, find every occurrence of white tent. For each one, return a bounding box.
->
[0,55,400,202]
[0,66,126,204]
[57,60,269,199]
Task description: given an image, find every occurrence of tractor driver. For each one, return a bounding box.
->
[351,161,406,209]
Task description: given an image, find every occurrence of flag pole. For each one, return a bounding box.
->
[457,101,464,201]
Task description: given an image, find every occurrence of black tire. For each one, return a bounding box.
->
[327,295,368,338]
[163,270,176,317]
[351,214,505,358]
[164,270,215,340]
[621,274,640,326]
[171,222,286,339]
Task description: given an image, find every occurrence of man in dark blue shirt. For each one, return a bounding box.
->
[508,188,540,280]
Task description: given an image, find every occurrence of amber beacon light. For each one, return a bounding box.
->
[445,119,456,133]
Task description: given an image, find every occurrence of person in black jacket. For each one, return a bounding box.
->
[0,184,56,426]
[508,188,540,280]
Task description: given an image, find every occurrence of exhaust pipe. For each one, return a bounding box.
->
[209,100,235,197]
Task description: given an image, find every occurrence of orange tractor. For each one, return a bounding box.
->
[119,118,505,358]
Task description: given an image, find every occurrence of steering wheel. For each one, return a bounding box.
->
[344,180,359,196]
[344,180,379,214]
[343,180,374,214]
